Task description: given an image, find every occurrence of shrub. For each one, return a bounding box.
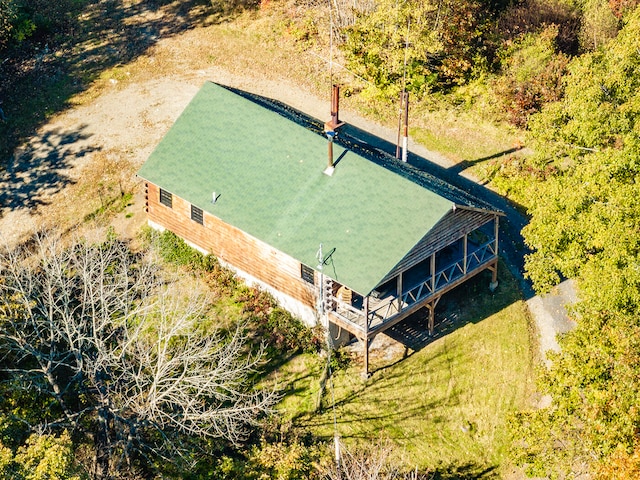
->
[597,445,640,480]
[151,230,324,356]
[494,25,569,127]
[497,0,580,54]
[0,432,86,480]
[238,286,324,356]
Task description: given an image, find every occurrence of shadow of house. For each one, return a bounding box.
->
[381,260,515,356]
[137,82,517,377]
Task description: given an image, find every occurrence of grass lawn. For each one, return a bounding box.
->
[274,264,533,475]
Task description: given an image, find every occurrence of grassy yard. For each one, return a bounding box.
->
[274,265,533,475]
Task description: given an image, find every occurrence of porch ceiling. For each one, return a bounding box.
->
[377,207,498,286]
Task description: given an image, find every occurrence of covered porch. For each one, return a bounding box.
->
[324,209,501,376]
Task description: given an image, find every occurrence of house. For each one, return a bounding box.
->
[137,82,503,375]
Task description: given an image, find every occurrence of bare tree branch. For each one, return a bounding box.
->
[0,232,276,477]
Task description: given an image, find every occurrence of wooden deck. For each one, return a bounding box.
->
[327,239,498,342]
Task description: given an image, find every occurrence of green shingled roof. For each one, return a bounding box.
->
[138,82,453,295]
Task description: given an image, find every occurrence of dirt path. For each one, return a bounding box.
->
[0,65,455,242]
[0,67,576,364]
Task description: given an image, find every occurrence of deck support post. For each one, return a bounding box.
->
[430,252,436,292]
[490,215,499,291]
[494,214,499,256]
[363,336,369,379]
[396,274,403,312]
[426,296,441,336]
[363,296,370,378]
[489,259,499,291]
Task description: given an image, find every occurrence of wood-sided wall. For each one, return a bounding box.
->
[145,182,318,325]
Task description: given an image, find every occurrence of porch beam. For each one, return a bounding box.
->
[363,296,370,378]
[328,312,366,340]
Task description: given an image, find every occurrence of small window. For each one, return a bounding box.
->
[191,205,204,225]
[159,188,172,208]
[301,264,315,285]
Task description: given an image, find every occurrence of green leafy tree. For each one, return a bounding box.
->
[0,431,86,480]
[494,25,569,127]
[0,0,16,49]
[524,6,640,290]
[512,7,640,477]
[579,0,620,50]
[341,0,496,97]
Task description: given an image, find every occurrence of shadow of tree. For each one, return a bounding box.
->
[381,261,520,357]
[448,147,524,175]
[426,462,497,479]
[0,124,98,214]
[0,0,258,161]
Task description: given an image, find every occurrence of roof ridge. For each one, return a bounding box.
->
[218,83,498,212]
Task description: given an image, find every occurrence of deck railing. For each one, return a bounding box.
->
[335,301,367,324]
[329,240,497,331]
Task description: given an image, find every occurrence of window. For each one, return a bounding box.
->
[191,205,204,225]
[159,188,172,208]
[301,264,315,285]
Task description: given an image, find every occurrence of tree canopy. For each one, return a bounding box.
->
[340,0,499,97]
[512,7,640,477]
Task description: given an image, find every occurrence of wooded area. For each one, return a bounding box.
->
[512,9,640,477]
[1,0,639,478]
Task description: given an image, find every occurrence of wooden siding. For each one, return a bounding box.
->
[146,183,317,309]
[379,208,496,285]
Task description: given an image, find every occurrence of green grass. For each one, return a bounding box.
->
[83,191,133,222]
[273,265,533,474]
[410,108,519,166]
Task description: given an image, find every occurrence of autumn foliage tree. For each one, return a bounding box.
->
[340,0,499,97]
[494,25,569,127]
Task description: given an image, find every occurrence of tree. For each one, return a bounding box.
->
[494,25,569,128]
[0,431,85,480]
[0,0,16,50]
[524,6,640,291]
[0,233,276,478]
[579,0,619,50]
[322,440,406,480]
[341,0,496,97]
[511,7,640,477]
